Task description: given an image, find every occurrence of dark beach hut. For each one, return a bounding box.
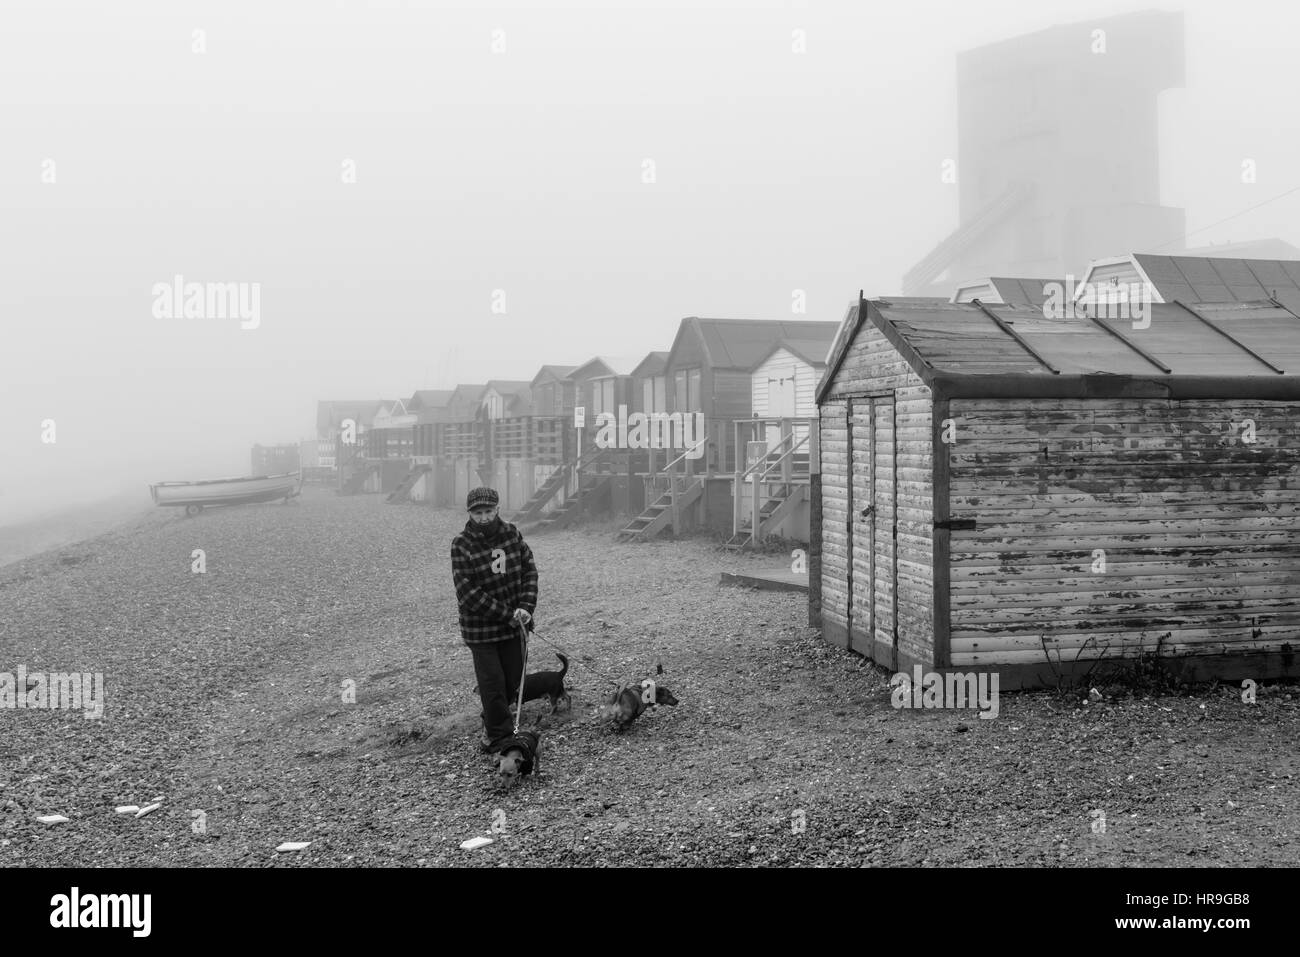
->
[812,293,1300,688]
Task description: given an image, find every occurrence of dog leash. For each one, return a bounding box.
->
[526,627,624,690]
[512,620,529,735]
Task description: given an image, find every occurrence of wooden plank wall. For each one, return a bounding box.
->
[752,349,819,417]
[821,318,935,666]
[946,397,1300,667]
[819,400,850,647]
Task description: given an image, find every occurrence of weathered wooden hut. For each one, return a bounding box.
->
[812,293,1300,687]
[631,352,670,415]
[531,365,578,418]
[481,380,533,421]
[568,356,638,421]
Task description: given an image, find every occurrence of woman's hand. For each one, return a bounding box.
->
[512,608,532,626]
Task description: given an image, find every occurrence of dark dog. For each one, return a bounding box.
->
[599,678,679,732]
[519,653,570,713]
[493,730,541,786]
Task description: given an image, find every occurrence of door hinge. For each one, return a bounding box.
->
[933,518,976,530]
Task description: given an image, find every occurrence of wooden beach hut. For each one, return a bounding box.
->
[811,293,1300,688]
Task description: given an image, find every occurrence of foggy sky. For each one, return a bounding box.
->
[2,0,1298,525]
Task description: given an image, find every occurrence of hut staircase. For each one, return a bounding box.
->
[341,464,380,495]
[386,464,431,504]
[617,438,708,541]
[532,448,616,532]
[725,431,811,550]
[617,477,705,541]
[724,484,808,549]
[510,465,571,524]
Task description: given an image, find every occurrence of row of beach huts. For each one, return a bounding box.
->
[304,315,839,549]
[269,252,1300,687]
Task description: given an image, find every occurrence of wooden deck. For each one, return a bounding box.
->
[719,566,809,593]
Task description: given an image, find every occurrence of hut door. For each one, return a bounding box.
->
[847,396,897,667]
[847,399,874,658]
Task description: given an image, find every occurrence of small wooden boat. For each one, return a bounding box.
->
[149,471,302,516]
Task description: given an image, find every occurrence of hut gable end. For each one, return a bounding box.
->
[817,304,935,673]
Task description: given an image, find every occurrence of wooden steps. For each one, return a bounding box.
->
[340,464,379,495]
[386,464,431,504]
[724,483,808,550]
[509,466,569,524]
[532,471,614,532]
[617,477,704,541]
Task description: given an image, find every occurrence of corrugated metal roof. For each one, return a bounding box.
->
[990,277,1059,306]
[952,278,1060,305]
[819,297,1300,402]
[1134,254,1300,314]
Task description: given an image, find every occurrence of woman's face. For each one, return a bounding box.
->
[469,504,499,525]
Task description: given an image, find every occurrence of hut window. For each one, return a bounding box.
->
[674,368,701,411]
[644,375,666,413]
[593,378,615,415]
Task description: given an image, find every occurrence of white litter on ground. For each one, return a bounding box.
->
[276,842,311,852]
[460,836,494,850]
[37,815,69,824]
[134,803,161,818]
[114,806,139,814]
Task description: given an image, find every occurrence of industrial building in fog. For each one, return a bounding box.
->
[905,9,1187,296]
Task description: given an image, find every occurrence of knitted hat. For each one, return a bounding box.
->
[466,487,500,511]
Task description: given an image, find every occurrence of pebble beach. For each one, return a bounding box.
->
[2,488,1297,867]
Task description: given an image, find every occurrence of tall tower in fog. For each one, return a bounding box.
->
[903,9,1186,296]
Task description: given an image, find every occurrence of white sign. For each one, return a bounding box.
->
[574,407,585,429]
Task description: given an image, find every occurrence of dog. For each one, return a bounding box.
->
[493,730,540,786]
[600,678,679,732]
[520,653,571,713]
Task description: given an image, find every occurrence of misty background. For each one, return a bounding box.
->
[2,0,1297,527]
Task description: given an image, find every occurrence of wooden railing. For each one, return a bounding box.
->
[731,418,815,543]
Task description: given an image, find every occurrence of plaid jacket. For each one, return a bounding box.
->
[451,518,538,644]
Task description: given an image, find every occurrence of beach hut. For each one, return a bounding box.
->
[811,293,1300,688]
[726,330,837,547]
[951,277,1061,305]
[531,365,578,418]
[618,318,838,540]
[481,380,533,421]
[315,399,388,491]
[1075,254,1300,313]
[631,352,670,415]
